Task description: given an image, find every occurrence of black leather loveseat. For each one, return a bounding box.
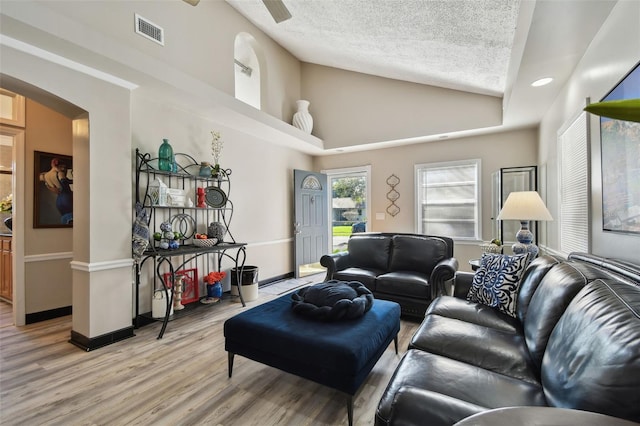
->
[320,233,458,318]
[375,252,640,425]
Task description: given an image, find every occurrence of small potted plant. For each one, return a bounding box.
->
[204,270,226,299]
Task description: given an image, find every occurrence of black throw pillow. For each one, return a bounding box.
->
[291,280,374,321]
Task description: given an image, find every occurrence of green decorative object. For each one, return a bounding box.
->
[158,138,173,171]
[584,99,640,123]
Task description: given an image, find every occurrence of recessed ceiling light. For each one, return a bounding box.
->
[531,77,553,87]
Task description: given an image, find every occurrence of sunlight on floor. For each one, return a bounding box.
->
[299,262,326,278]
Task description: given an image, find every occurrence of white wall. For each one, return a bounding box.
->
[302,63,503,149]
[538,0,640,264]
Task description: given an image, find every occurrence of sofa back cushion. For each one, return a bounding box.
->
[516,255,563,323]
[541,279,640,422]
[388,235,448,275]
[347,234,391,271]
[523,261,614,371]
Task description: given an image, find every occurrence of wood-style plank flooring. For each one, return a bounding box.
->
[0,289,419,425]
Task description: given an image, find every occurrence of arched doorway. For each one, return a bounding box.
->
[1,42,135,349]
[0,77,84,328]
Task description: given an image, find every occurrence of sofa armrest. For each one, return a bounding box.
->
[320,251,351,281]
[430,257,459,299]
[383,386,485,426]
[452,271,475,299]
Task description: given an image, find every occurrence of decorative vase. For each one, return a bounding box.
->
[151,290,174,318]
[3,217,11,231]
[292,100,313,134]
[196,187,206,208]
[199,162,212,177]
[206,282,223,298]
[207,222,227,241]
[158,138,174,171]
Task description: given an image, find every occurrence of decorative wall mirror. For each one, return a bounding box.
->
[491,166,538,246]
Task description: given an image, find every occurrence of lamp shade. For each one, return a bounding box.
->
[497,191,553,221]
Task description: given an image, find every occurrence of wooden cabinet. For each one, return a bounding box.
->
[0,235,12,302]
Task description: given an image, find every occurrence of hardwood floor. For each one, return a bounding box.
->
[0,292,419,425]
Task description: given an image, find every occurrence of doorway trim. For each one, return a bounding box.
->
[1,125,25,325]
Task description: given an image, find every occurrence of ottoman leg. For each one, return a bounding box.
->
[394,335,398,354]
[228,352,235,378]
[346,396,353,426]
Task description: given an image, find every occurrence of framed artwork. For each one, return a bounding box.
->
[163,268,199,305]
[600,62,640,235]
[34,151,73,228]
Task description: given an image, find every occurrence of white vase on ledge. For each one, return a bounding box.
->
[292,100,313,134]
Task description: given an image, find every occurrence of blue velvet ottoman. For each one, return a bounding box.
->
[224,292,401,425]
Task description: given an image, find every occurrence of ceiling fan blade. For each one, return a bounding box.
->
[182,0,200,6]
[262,0,292,23]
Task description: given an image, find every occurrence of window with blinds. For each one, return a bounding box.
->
[415,160,480,240]
[558,111,590,255]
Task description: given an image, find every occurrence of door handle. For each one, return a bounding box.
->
[294,221,301,235]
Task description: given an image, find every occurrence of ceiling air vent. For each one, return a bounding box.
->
[135,14,164,46]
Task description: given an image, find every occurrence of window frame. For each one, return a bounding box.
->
[414,159,482,241]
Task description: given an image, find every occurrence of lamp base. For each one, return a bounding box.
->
[512,242,539,258]
[512,220,538,258]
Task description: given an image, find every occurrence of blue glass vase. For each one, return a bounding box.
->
[158,138,173,171]
[207,282,222,298]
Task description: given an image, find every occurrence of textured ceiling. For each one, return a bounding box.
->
[226,0,521,97]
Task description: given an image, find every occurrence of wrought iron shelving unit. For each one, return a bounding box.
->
[134,149,246,339]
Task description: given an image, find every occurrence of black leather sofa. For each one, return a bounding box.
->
[375,252,640,425]
[320,233,458,318]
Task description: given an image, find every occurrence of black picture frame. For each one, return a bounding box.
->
[34,151,73,228]
[600,62,640,235]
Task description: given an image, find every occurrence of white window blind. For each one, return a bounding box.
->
[558,111,590,255]
[415,160,480,240]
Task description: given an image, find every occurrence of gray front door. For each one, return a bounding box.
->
[293,169,328,278]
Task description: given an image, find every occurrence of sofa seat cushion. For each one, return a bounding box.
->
[389,235,448,274]
[376,271,430,300]
[426,296,521,333]
[376,349,547,425]
[409,314,539,384]
[333,268,382,291]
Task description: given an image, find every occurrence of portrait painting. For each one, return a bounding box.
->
[34,151,73,228]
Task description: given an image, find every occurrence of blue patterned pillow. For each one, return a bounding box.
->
[467,253,530,317]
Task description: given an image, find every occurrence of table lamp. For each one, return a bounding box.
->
[496,191,553,258]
